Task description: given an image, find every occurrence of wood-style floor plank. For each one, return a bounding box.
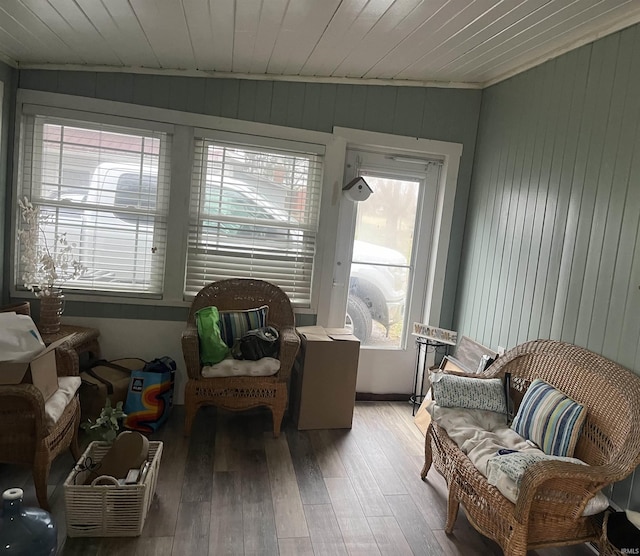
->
[285,426,331,505]
[94,537,138,556]
[131,536,174,556]
[277,536,315,555]
[0,401,598,556]
[172,500,210,555]
[59,536,101,556]
[432,509,502,556]
[365,412,448,529]
[304,503,349,556]
[264,433,309,538]
[351,404,408,495]
[367,515,414,556]
[390,399,427,444]
[325,477,381,555]
[144,408,189,537]
[386,493,445,555]
[308,428,348,478]
[213,411,234,472]
[370,402,424,457]
[209,472,244,555]
[240,447,279,556]
[181,406,216,503]
[328,427,392,517]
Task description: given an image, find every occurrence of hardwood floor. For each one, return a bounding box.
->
[0,402,596,556]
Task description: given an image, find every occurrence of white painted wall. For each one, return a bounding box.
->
[63,317,187,404]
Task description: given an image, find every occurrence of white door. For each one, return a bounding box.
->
[338,149,440,394]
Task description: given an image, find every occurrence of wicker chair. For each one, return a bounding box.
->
[0,343,81,510]
[421,339,640,556]
[182,278,300,437]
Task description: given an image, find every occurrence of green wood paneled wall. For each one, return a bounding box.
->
[0,61,16,300]
[13,70,481,324]
[455,23,640,509]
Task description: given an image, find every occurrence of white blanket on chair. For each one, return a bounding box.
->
[427,402,608,515]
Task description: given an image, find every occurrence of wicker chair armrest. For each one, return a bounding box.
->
[276,326,300,383]
[55,344,80,376]
[515,459,613,522]
[182,325,203,379]
[0,384,47,437]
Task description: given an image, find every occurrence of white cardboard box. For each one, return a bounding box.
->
[0,334,75,400]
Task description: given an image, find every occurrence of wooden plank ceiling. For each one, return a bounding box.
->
[1,0,639,88]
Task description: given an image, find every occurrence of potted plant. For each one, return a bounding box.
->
[80,399,127,444]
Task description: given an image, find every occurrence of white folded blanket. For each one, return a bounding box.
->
[202,357,280,378]
[45,376,81,428]
[427,402,609,516]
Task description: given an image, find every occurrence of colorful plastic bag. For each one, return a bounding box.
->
[124,357,176,433]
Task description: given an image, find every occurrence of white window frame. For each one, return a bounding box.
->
[16,106,174,297]
[185,129,325,306]
[10,89,342,313]
[324,127,463,332]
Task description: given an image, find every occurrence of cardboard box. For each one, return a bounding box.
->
[292,326,360,430]
[0,335,74,401]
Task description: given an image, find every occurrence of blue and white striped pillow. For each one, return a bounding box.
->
[218,305,268,347]
[511,379,586,457]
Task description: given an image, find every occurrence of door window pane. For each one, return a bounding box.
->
[348,175,419,347]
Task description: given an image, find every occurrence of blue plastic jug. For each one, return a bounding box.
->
[0,488,57,555]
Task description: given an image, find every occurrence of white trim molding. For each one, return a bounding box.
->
[325,127,462,331]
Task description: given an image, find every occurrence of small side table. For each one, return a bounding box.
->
[411,336,450,415]
[40,325,101,375]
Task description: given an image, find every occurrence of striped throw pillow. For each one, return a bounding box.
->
[218,306,269,348]
[511,379,586,457]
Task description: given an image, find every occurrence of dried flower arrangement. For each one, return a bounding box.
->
[17,196,86,297]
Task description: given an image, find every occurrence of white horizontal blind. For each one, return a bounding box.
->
[186,138,323,306]
[17,114,171,295]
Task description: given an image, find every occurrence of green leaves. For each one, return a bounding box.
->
[80,399,127,444]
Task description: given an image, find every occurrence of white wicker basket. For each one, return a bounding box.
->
[63,440,163,537]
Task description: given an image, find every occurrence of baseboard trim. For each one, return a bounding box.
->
[355,392,411,402]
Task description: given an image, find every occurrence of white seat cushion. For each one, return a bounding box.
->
[45,376,81,428]
[202,357,280,378]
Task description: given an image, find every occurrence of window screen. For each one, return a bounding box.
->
[17,114,171,295]
[186,138,323,306]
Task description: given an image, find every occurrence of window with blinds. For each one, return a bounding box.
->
[17,114,171,295]
[186,137,323,306]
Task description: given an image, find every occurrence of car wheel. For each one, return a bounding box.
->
[347,295,373,345]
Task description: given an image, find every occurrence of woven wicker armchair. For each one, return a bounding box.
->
[182,278,300,437]
[421,339,640,556]
[0,343,81,510]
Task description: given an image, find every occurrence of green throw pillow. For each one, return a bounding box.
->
[196,306,230,365]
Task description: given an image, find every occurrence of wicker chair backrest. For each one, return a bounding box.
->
[484,339,640,478]
[187,278,295,331]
